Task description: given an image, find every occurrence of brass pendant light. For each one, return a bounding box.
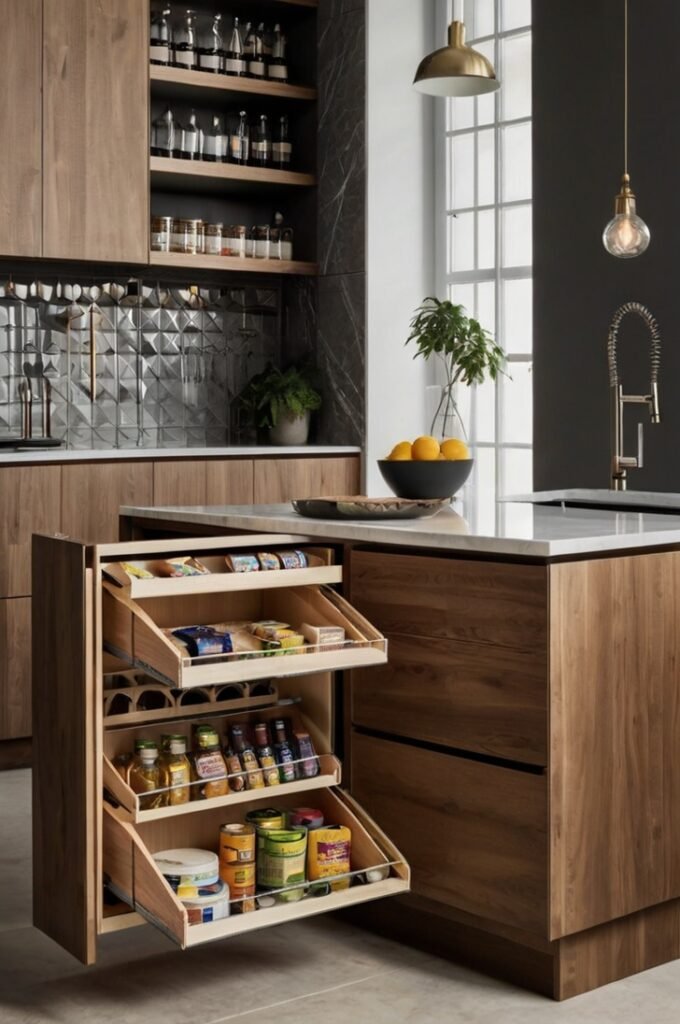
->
[413,5,500,98]
[602,0,650,258]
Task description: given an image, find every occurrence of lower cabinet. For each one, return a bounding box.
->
[0,598,31,740]
[61,461,154,543]
[253,457,360,503]
[32,531,409,964]
[152,459,254,507]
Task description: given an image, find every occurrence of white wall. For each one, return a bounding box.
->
[365,0,437,493]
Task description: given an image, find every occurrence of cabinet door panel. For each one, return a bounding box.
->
[205,460,254,504]
[253,456,360,503]
[0,598,31,740]
[62,462,153,543]
[0,0,42,257]
[0,466,62,598]
[43,0,148,262]
[153,459,254,506]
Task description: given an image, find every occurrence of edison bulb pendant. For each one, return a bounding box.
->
[602,173,650,259]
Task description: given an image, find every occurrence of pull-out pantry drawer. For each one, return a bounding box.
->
[103,787,410,948]
[351,732,547,935]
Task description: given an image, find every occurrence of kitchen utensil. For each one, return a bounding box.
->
[43,377,52,438]
[18,378,32,438]
[377,458,474,500]
[292,497,451,520]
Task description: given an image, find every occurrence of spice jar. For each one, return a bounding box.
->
[204,223,223,256]
[172,218,203,255]
[151,215,172,252]
[251,225,270,259]
[223,225,248,258]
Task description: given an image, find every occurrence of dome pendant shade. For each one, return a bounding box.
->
[413,21,500,97]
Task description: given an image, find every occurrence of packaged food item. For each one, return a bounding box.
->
[121,562,154,580]
[277,550,308,570]
[212,623,263,658]
[307,825,352,892]
[300,623,346,648]
[272,719,296,782]
[113,752,133,782]
[220,859,256,913]
[219,823,256,863]
[253,722,281,786]
[159,734,191,805]
[169,625,233,657]
[231,724,265,789]
[289,807,325,830]
[153,848,220,891]
[245,807,285,831]
[223,746,247,792]
[182,879,231,925]
[190,726,229,799]
[225,553,260,573]
[257,827,308,902]
[130,741,163,809]
[156,557,209,578]
[250,620,290,641]
[257,552,281,571]
[293,731,320,779]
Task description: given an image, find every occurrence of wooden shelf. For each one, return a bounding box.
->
[149,250,318,276]
[150,156,315,196]
[150,64,316,103]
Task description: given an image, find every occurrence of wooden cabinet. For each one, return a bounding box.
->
[0,466,61,598]
[0,598,32,740]
[42,0,149,262]
[61,462,153,543]
[253,456,361,502]
[0,0,42,257]
[153,459,254,506]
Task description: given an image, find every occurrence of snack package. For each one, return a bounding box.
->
[277,550,308,570]
[250,620,291,641]
[121,562,154,580]
[156,557,209,578]
[169,626,234,657]
[225,553,260,573]
[300,623,346,649]
[257,552,281,571]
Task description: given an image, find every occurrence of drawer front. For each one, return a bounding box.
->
[351,633,547,765]
[350,550,548,654]
[351,732,548,935]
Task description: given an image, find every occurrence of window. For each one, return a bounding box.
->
[436,0,532,531]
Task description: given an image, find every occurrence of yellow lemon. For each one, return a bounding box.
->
[387,441,413,461]
[440,438,470,461]
[412,436,441,461]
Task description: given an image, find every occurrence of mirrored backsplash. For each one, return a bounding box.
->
[0,277,281,449]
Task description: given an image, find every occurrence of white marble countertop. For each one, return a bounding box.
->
[120,501,680,558]
[507,488,680,510]
[0,445,360,466]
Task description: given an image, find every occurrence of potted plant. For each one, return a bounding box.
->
[238,362,322,445]
[406,297,506,438]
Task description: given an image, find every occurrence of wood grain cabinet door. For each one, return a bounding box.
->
[0,598,32,739]
[43,0,149,262]
[0,0,42,257]
[0,466,62,598]
[253,456,360,502]
[153,459,254,506]
[61,462,153,543]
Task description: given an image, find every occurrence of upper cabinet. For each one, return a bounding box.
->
[0,0,42,257]
[42,0,149,263]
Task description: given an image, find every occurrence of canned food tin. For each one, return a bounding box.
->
[219,823,256,863]
[220,860,256,914]
[257,827,307,902]
[181,879,230,925]
[245,808,285,831]
[307,825,352,892]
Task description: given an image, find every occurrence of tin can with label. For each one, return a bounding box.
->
[257,827,307,902]
[245,807,285,831]
[219,823,256,864]
[219,859,256,913]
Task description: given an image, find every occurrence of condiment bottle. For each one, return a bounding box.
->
[199,13,223,73]
[269,25,288,82]
[173,8,198,69]
[254,723,281,786]
[159,734,191,805]
[130,741,163,809]
[252,114,271,168]
[225,17,248,77]
[204,115,225,162]
[151,107,177,158]
[231,724,265,789]
[247,22,266,78]
[229,111,249,165]
[273,115,292,169]
[293,730,320,779]
[150,5,173,66]
[190,726,229,799]
[179,110,202,160]
[273,718,296,782]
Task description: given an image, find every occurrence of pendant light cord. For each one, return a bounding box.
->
[624,0,629,175]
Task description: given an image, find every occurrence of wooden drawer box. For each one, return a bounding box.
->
[351,633,547,766]
[103,787,409,947]
[350,550,548,654]
[351,732,548,935]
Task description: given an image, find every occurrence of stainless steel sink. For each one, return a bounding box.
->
[505,489,680,515]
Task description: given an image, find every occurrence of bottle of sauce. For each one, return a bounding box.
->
[294,731,320,779]
[130,741,163,809]
[190,726,229,799]
[254,722,281,787]
[273,718,296,782]
[252,114,271,168]
[159,734,191,805]
[232,724,265,789]
[273,116,292,169]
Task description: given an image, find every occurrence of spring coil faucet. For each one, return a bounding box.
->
[607,301,661,490]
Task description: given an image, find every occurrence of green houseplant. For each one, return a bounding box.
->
[407,297,506,438]
[238,363,322,445]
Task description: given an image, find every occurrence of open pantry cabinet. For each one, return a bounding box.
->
[32,531,410,965]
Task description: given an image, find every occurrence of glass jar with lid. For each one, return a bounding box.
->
[251,224,270,259]
[204,223,223,256]
[223,225,248,258]
[151,215,172,252]
[171,218,203,254]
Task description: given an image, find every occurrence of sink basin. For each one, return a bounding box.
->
[504,489,680,515]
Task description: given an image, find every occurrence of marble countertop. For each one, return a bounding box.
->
[0,445,360,466]
[120,501,680,558]
[507,488,680,510]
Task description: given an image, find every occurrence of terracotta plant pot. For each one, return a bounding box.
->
[269,410,311,446]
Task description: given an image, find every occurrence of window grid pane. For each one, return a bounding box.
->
[442,0,532,518]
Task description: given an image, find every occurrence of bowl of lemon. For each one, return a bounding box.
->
[378,436,473,500]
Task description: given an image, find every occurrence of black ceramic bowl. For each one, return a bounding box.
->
[377,458,474,500]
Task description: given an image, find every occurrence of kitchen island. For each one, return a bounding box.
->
[112,500,680,998]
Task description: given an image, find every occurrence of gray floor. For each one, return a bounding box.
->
[2,769,680,1023]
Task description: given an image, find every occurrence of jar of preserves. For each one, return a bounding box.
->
[204,223,223,256]
[151,215,172,252]
[223,225,248,258]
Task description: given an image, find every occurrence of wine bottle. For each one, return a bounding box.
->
[248,22,267,79]
[252,114,272,168]
[225,17,248,77]
[273,115,292,169]
[203,115,225,162]
[173,9,198,70]
[269,25,288,82]
[198,13,223,74]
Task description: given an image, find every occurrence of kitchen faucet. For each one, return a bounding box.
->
[607,301,661,490]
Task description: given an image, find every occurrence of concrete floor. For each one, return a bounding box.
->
[2,769,680,1023]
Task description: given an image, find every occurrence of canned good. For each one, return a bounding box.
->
[219,823,256,863]
[204,222,223,256]
[245,808,285,831]
[150,215,172,252]
[181,879,231,925]
[257,827,308,902]
[220,860,256,914]
[307,825,352,892]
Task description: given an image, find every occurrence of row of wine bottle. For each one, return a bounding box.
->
[150,8,290,83]
[152,108,292,168]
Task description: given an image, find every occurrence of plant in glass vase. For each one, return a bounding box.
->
[407,297,506,438]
